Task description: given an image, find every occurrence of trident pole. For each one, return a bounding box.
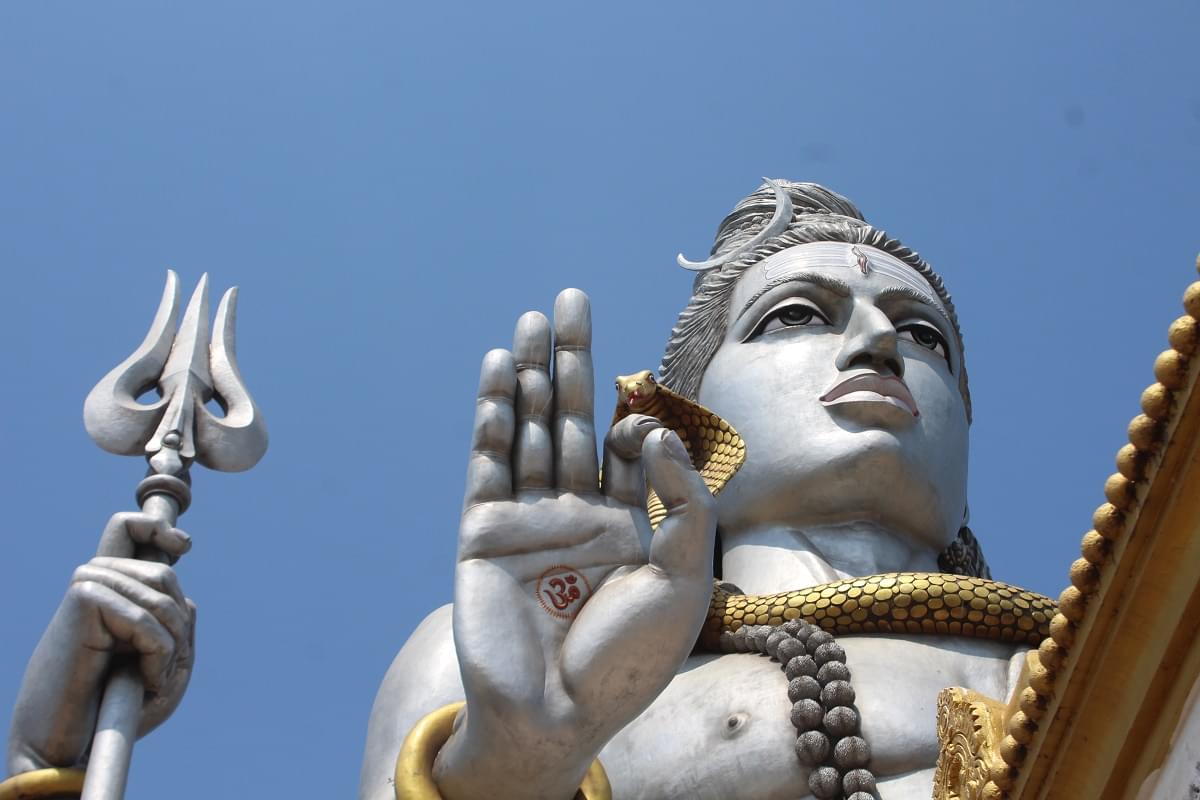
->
[80,271,268,800]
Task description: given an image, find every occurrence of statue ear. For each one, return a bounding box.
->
[937,525,991,579]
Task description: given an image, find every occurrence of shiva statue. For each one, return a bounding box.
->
[359,180,1052,800]
[5,181,1054,800]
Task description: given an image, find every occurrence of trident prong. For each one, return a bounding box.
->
[82,271,181,456]
[196,285,268,472]
[79,270,267,800]
[84,271,267,470]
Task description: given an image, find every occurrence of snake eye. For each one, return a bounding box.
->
[647,375,656,384]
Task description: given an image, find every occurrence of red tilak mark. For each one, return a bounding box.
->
[535,566,592,620]
[852,246,870,275]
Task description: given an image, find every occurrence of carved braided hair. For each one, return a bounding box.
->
[660,180,989,577]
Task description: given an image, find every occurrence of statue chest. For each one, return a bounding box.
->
[600,635,1022,800]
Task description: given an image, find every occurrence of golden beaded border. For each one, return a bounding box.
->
[995,255,1200,791]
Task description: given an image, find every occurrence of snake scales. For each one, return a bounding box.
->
[612,370,1056,652]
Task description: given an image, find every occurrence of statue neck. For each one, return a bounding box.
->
[718,522,943,595]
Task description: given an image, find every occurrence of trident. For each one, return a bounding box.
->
[80,271,268,800]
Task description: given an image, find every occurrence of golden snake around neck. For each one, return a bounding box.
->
[612,370,1056,652]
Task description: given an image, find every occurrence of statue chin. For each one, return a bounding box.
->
[696,371,962,542]
[713,432,962,560]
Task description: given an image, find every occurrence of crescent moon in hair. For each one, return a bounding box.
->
[676,177,794,272]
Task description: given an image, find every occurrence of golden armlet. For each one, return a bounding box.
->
[0,768,86,799]
[394,702,611,800]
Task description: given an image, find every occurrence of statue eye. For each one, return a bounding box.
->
[899,323,948,360]
[750,302,830,339]
[777,307,816,326]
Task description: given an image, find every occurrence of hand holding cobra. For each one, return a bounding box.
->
[434,289,717,800]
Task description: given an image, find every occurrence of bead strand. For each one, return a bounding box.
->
[724,622,878,799]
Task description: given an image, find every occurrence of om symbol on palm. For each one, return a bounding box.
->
[535,566,592,620]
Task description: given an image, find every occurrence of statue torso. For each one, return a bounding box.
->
[361,606,1025,800]
[600,635,1023,800]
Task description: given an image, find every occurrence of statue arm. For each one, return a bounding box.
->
[7,604,111,773]
[7,513,195,775]
[364,291,715,800]
[359,605,465,800]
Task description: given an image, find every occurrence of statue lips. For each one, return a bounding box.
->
[819,373,920,418]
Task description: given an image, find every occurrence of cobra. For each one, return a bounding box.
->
[612,370,1056,653]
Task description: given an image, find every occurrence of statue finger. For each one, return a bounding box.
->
[73,563,190,649]
[89,557,188,611]
[96,512,192,560]
[185,599,197,652]
[601,414,663,507]
[463,349,517,508]
[642,429,717,576]
[552,289,598,492]
[74,581,177,692]
[511,311,554,490]
[171,599,197,671]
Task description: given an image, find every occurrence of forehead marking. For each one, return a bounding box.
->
[852,246,870,275]
[757,243,946,315]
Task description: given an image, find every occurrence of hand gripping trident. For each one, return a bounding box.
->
[80,271,268,800]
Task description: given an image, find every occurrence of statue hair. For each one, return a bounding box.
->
[662,180,989,577]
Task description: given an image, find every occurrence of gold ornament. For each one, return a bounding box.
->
[0,768,85,800]
[393,702,610,800]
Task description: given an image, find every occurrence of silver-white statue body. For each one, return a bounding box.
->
[360,193,1029,800]
[7,181,1028,800]
[365,611,1023,799]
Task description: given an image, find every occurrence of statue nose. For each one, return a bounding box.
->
[843,349,903,378]
[836,305,903,378]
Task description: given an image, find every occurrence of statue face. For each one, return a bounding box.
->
[697,242,969,552]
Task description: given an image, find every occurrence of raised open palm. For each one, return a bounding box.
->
[435,289,716,799]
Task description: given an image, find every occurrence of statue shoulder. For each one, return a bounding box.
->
[359,604,463,800]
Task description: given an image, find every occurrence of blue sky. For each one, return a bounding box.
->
[1,3,1198,797]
